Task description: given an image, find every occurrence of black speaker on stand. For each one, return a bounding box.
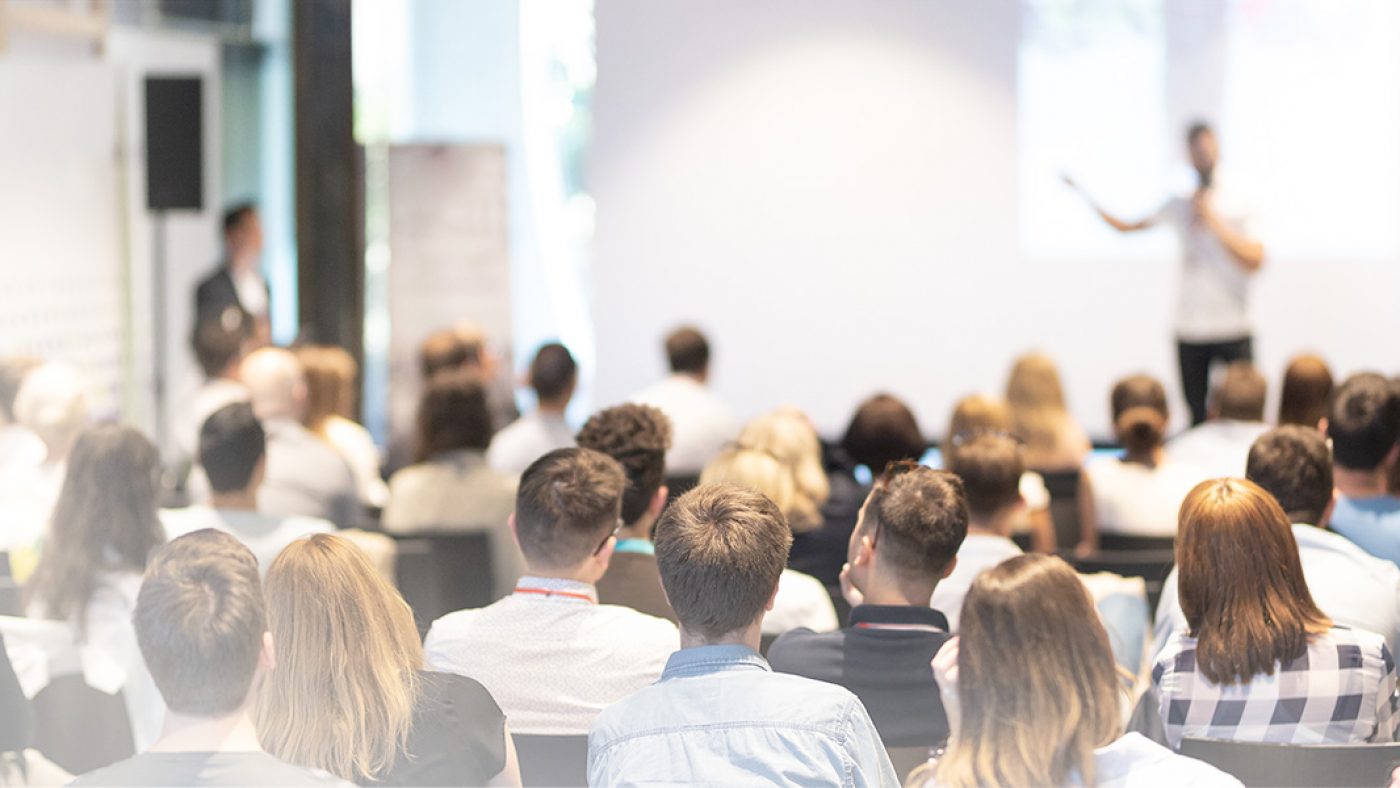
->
[143,76,203,454]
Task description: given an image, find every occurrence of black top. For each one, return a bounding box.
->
[789,468,868,588]
[595,551,678,624]
[195,265,267,329]
[373,671,507,787]
[70,751,348,787]
[767,604,953,748]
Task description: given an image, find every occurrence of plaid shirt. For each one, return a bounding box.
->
[1153,626,1400,749]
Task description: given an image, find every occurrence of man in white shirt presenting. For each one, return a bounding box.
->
[1069,121,1265,426]
[632,326,739,477]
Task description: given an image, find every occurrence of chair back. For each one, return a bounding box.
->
[30,674,134,775]
[1038,469,1082,548]
[392,530,494,634]
[513,733,590,787]
[664,475,701,506]
[1099,533,1175,552]
[1179,738,1400,787]
[1069,549,1175,612]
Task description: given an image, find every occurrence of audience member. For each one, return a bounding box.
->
[1165,361,1270,479]
[295,345,388,509]
[1152,479,1399,748]
[588,484,897,785]
[931,434,1025,631]
[70,530,347,786]
[423,448,677,735]
[577,403,678,623]
[1005,352,1091,472]
[0,356,43,473]
[23,425,166,749]
[239,348,360,528]
[792,393,927,587]
[944,394,1055,552]
[1327,372,1400,565]
[487,342,578,475]
[181,318,250,461]
[700,446,839,635]
[383,371,520,599]
[919,555,1237,787]
[257,535,520,786]
[195,202,271,346]
[632,326,738,476]
[1155,427,1400,658]
[1277,353,1333,428]
[164,403,334,572]
[769,463,963,749]
[1080,374,1202,548]
[414,323,518,438]
[5,363,89,548]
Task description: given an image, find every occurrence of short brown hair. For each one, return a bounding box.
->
[665,326,710,374]
[1212,362,1267,422]
[1111,374,1168,454]
[859,465,968,579]
[191,318,248,379]
[576,404,672,526]
[1177,479,1331,685]
[418,328,480,380]
[515,448,626,568]
[946,434,1022,521]
[415,371,492,462]
[654,483,791,639]
[1278,355,1332,428]
[840,393,925,473]
[134,529,267,717]
[1247,426,1333,526]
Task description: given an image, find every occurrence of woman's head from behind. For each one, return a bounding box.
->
[942,394,1011,457]
[734,408,829,531]
[25,425,164,630]
[295,345,357,434]
[1111,374,1169,456]
[415,370,492,463]
[701,447,800,530]
[257,534,422,782]
[1278,354,1333,429]
[936,554,1121,788]
[1177,479,1330,686]
[840,393,924,475]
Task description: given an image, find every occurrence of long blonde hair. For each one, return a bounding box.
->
[931,555,1122,788]
[701,446,804,530]
[294,345,357,438]
[735,408,829,531]
[1006,353,1083,469]
[942,394,1012,457]
[255,534,422,782]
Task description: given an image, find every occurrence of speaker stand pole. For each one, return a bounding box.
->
[151,209,169,456]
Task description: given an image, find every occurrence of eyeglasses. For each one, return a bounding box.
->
[593,519,624,556]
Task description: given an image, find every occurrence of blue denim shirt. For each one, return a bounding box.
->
[588,644,897,787]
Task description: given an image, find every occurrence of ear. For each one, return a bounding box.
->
[507,513,521,551]
[853,530,877,568]
[250,455,268,490]
[648,486,669,519]
[765,578,780,612]
[594,534,616,572]
[1320,491,1338,529]
[260,630,276,672]
[1317,417,1329,436]
[939,555,958,581]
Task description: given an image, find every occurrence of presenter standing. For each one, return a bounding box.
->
[195,202,272,347]
[1066,122,1265,425]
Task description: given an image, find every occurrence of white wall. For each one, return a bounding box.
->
[591,0,1400,439]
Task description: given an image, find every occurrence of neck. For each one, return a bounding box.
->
[524,563,600,586]
[1335,466,1389,498]
[676,370,706,385]
[537,400,569,417]
[859,568,935,608]
[210,489,258,512]
[968,510,1015,538]
[680,620,761,652]
[618,512,658,542]
[1124,445,1164,466]
[147,707,262,754]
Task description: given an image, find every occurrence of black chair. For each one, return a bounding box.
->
[664,475,701,506]
[30,674,134,775]
[1068,549,1175,612]
[1038,469,1082,549]
[825,584,853,629]
[513,733,589,787]
[759,632,779,657]
[1179,738,1400,788]
[392,531,495,634]
[1099,533,1175,552]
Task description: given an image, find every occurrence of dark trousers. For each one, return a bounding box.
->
[1177,336,1253,426]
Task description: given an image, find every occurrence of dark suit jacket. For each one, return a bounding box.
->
[195,265,268,327]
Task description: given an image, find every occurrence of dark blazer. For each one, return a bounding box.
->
[195,265,267,327]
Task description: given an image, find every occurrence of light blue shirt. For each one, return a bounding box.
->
[1331,494,1400,568]
[588,644,897,787]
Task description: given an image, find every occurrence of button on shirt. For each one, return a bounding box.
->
[588,644,897,788]
[1330,494,1400,568]
[423,576,678,735]
[631,375,739,476]
[1156,187,1258,342]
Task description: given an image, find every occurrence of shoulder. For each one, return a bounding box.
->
[1321,625,1391,662]
[1098,733,1243,787]
[419,670,505,719]
[1152,631,1196,680]
[780,568,829,595]
[593,604,680,642]
[768,627,838,669]
[283,515,336,535]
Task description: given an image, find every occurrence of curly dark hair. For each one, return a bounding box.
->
[576,404,673,526]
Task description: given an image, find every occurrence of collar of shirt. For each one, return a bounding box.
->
[661,644,769,681]
[512,575,599,604]
[848,604,950,632]
[614,538,655,556]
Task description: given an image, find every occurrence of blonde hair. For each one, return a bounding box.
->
[732,408,829,531]
[929,555,1122,787]
[701,447,803,530]
[942,394,1011,457]
[255,535,422,782]
[1006,353,1082,469]
[295,345,357,437]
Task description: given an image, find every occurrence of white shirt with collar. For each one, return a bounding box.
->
[631,374,739,476]
[1153,523,1400,659]
[161,505,335,574]
[1164,420,1271,482]
[423,575,679,735]
[486,409,576,476]
[931,533,1024,632]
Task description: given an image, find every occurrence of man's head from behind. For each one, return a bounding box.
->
[419,328,482,381]
[513,448,626,576]
[654,483,791,641]
[665,326,710,379]
[1247,426,1333,527]
[240,347,306,421]
[946,433,1025,528]
[200,402,267,497]
[1210,362,1267,422]
[192,317,250,381]
[134,529,269,718]
[849,464,968,599]
[576,404,673,530]
[529,342,578,408]
[1327,372,1400,473]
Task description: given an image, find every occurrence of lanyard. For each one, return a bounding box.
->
[514,586,596,604]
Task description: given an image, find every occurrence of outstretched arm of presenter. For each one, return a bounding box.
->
[1061,174,1156,233]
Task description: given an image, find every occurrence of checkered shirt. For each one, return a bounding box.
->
[1152,626,1400,749]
